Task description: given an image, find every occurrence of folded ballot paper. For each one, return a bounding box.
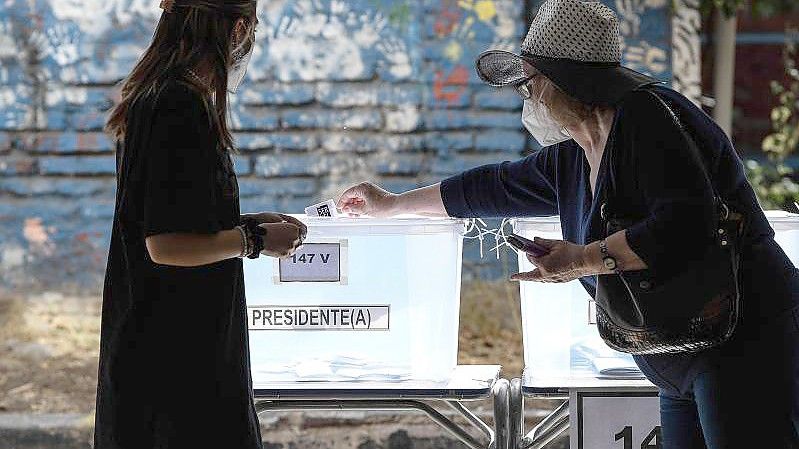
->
[572,338,644,379]
[305,199,340,217]
[253,355,412,382]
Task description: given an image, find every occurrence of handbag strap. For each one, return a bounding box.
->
[601,89,729,221]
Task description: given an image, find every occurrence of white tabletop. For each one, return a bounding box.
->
[253,365,501,400]
[522,369,655,395]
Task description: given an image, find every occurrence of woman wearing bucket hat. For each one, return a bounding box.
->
[339,0,799,447]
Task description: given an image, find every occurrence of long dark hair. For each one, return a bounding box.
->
[105,0,256,150]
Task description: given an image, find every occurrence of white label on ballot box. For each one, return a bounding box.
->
[248,305,390,331]
[279,243,341,282]
[572,391,661,449]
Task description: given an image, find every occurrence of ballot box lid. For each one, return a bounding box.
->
[764,210,799,231]
[291,215,468,235]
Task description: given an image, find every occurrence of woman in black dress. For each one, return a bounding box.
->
[97,1,306,448]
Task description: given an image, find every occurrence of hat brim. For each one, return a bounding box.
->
[475,50,661,106]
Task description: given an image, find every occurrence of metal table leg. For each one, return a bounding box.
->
[519,400,569,449]
[509,378,523,449]
[448,400,494,440]
[492,379,510,449]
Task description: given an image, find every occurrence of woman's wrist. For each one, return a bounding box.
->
[238,219,266,258]
[235,225,248,257]
[383,192,402,216]
[391,184,446,217]
[218,229,251,262]
[582,242,608,275]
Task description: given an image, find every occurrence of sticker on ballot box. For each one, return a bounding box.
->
[248,305,390,330]
[276,241,348,284]
[571,391,661,449]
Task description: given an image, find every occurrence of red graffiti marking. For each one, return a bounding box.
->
[433,0,463,37]
[433,65,469,105]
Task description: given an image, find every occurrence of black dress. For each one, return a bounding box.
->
[94,79,263,449]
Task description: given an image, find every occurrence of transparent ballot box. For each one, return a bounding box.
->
[513,211,799,387]
[767,210,799,267]
[244,217,466,383]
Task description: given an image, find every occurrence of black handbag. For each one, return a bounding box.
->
[594,91,745,355]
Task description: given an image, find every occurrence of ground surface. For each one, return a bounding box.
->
[0,292,101,414]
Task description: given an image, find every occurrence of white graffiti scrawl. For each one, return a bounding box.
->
[256,0,419,82]
[0,0,425,128]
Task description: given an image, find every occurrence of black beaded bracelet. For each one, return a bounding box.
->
[241,218,266,259]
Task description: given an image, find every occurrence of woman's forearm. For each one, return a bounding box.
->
[583,229,648,274]
[145,229,243,267]
[390,183,449,217]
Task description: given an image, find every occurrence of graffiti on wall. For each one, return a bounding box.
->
[615,0,671,77]
[0,0,676,130]
[671,0,703,104]
[0,0,160,129]
[0,0,678,291]
[256,0,421,82]
[429,0,522,107]
[0,0,426,130]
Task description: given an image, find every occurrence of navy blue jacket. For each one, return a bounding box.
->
[440,85,799,388]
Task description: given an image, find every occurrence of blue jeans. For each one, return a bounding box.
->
[639,305,799,449]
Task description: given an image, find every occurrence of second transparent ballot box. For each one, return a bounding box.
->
[512,211,799,387]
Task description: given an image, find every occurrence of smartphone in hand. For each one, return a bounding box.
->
[507,233,550,257]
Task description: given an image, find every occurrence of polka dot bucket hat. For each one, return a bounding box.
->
[476,0,661,106]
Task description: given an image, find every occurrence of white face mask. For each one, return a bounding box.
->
[521,85,571,147]
[228,33,254,94]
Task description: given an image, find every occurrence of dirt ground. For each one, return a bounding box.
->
[0,281,524,414]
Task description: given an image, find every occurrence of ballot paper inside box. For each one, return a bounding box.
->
[512,211,799,384]
[243,216,467,383]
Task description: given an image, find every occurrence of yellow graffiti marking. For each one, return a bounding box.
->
[474,1,497,22]
[440,13,475,63]
[458,0,497,23]
[443,41,463,62]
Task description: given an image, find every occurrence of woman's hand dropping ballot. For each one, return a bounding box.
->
[510,237,595,283]
[338,182,398,218]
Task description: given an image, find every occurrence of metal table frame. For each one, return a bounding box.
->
[508,377,657,449]
[508,379,569,449]
[252,366,509,449]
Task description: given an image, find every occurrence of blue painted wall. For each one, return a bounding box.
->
[0,0,672,292]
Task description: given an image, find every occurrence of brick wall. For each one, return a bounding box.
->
[0,0,673,292]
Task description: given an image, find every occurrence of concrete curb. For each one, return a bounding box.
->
[0,409,568,449]
[0,413,93,449]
